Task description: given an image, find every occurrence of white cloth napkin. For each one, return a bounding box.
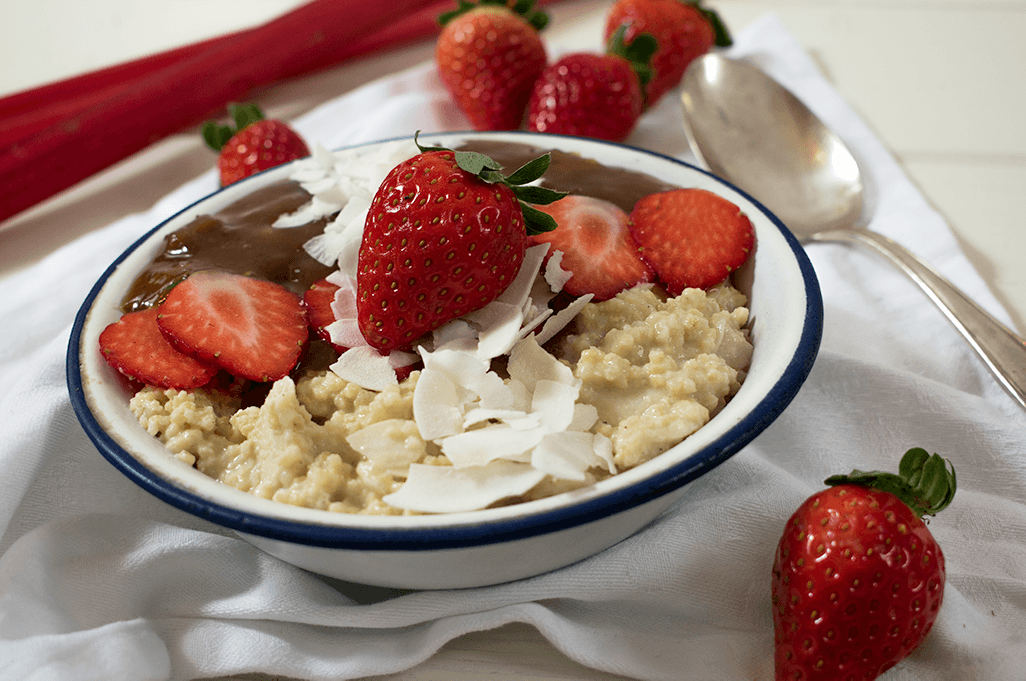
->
[2,14,1025,681]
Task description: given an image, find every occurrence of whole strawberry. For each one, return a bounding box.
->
[526,26,656,142]
[604,0,731,107]
[357,134,564,351]
[202,103,310,186]
[772,448,957,681]
[436,0,549,130]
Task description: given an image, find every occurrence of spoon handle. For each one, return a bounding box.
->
[810,229,1026,410]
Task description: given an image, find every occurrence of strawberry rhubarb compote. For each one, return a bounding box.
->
[118,138,753,515]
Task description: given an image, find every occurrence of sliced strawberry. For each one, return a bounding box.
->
[629,188,754,293]
[157,270,308,382]
[99,308,219,389]
[302,278,345,351]
[530,195,654,300]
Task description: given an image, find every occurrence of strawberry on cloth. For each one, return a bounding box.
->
[202,103,310,186]
[156,270,309,383]
[604,0,731,107]
[772,448,957,680]
[526,26,655,142]
[435,0,549,130]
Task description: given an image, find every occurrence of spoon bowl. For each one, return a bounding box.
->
[680,53,1026,410]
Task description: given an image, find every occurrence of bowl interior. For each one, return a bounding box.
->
[68,131,822,548]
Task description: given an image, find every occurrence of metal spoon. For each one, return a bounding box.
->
[680,53,1026,410]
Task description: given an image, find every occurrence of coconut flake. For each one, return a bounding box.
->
[389,350,419,369]
[530,431,600,481]
[440,424,545,467]
[462,407,541,431]
[382,461,546,513]
[569,402,599,432]
[412,368,463,440]
[544,250,574,292]
[329,346,397,391]
[531,379,580,433]
[346,419,424,474]
[507,335,576,391]
[592,433,616,474]
[534,293,593,346]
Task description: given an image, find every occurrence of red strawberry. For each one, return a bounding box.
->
[202,103,310,186]
[604,0,731,107]
[302,278,345,351]
[530,195,654,300]
[526,27,655,142]
[628,187,753,292]
[99,308,219,390]
[436,0,549,131]
[357,136,564,351]
[157,270,309,382]
[772,448,956,680]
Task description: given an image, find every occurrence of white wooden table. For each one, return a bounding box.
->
[3,0,1023,677]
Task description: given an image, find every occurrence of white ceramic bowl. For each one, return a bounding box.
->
[68,131,822,589]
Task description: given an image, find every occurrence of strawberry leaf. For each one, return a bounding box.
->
[201,122,235,152]
[687,1,733,47]
[520,202,559,235]
[413,132,566,235]
[825,447,957,518]
[510,184,565,206]
[453,150,504,175]
[607,25,656,89]
[201,102,266,152]
[229,103,265,131]
[503,154,551,186]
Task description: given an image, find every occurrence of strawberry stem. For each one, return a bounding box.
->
[824,448,957,518]
[414,132,566,235]
[438,0,549,31]
[607,25,657,90]
[201,102,265,152]
[686,1,733,47]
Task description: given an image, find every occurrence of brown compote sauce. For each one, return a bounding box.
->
[120,180,335,313]
[119,142,681,386]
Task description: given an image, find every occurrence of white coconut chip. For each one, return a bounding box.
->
[533,293,594,346]
[507,334,576,391]
[530,379,580,433]
[326,271,358,312]
[382,461,546,514]
[592,433,616,474]
[462,407,541,431]
[329,346,398,391]
[300,233,336,266]
[569,402,599,432]
[389,350,419,369]
[429,327,475,355]
[544,250,574,292]
[497,244,549,307]
[440,424,545,467]
[469,302,527,361]
[346,419,425,474]
[530,431,601,481]
[412,368,463,440]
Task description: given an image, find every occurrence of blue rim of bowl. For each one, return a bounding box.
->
[67,131,823,551]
